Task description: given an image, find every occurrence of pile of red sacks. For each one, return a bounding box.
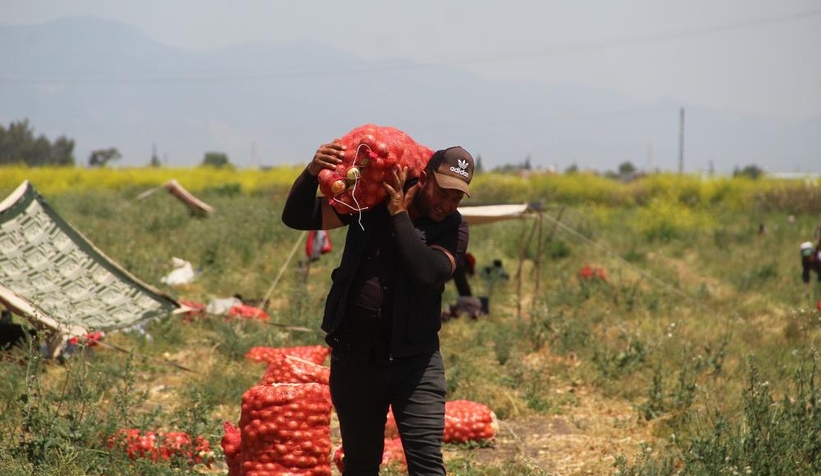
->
[224,345,334,475]
[225,344,498,474]
[318,124,434,215]
[107,429,214,466]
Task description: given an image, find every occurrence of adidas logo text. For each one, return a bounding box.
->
[449,166,470,178]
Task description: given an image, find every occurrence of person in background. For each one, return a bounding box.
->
[801,241,821,288]
[442,252,483,320]
[0,309,38,351]
[306,229,332,262]
[282,142,473,476]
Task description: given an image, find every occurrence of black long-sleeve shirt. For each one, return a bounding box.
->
[281,168,469,358]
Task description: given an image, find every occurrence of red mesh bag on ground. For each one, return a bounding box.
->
[259,353,330,386]
[444,400,498,444]
[107,429,213,466]
[239,382,333,476]
[159,432,213,465]
[107,429,158,461]
[228,304,270,321]
[386,401,497,444]
[577,264,608,282]
[318,124,434,215]
[245,345,330,366]
[221,422,242,476]
[179,299,207,321]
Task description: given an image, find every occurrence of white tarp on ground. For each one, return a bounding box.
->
[0,181,180,340]
[457,203,538,225]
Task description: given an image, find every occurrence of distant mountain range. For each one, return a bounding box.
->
[1,16,818,174]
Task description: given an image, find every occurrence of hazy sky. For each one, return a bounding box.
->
[7,0,821,122]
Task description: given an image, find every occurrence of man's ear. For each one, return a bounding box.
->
[418,169,429,187]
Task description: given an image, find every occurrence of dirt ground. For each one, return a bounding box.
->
[326,382,655,475]
[441,385,656,475]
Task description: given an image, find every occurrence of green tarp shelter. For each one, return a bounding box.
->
[0,181,181,356]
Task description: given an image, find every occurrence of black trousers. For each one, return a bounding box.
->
[330,350,447,476]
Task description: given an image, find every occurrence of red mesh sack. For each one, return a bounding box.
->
[107,429,157,460]
[179,299,207,321]
[228,304,270,321]
[443,400,498,444]
[239,383,333,476]
[221,422,242,476]
[158,431,213,465]
[245,345,330,366]
[107,429,213,466]
[259,353,330,386]
[577,265,608,282]
[318,124,434,215]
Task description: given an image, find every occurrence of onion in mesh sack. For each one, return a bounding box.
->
[443,400,498,444]
[238,382,333,476]
[318,124,433,215]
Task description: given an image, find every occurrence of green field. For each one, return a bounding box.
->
[1,168,820,475]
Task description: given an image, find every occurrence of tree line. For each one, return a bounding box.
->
[0,119,126,168]
[0,119,234,168]
[0,120,76,166]
[4,118,766,175]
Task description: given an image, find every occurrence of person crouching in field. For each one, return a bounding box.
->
[442,252,484,321]
[801,241,821,289]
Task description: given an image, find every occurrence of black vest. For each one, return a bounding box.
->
[322,205,462,357]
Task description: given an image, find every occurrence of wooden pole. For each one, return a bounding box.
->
[516,216,540,318]
[546,207,565,242]
[516,222,527,318]
[262,230,307,309]
[534,211,544,295]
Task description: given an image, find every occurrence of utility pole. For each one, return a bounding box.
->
[150,143,160,167]
[678,107,685,175]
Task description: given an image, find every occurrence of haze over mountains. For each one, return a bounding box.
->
[1,17,818,174]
